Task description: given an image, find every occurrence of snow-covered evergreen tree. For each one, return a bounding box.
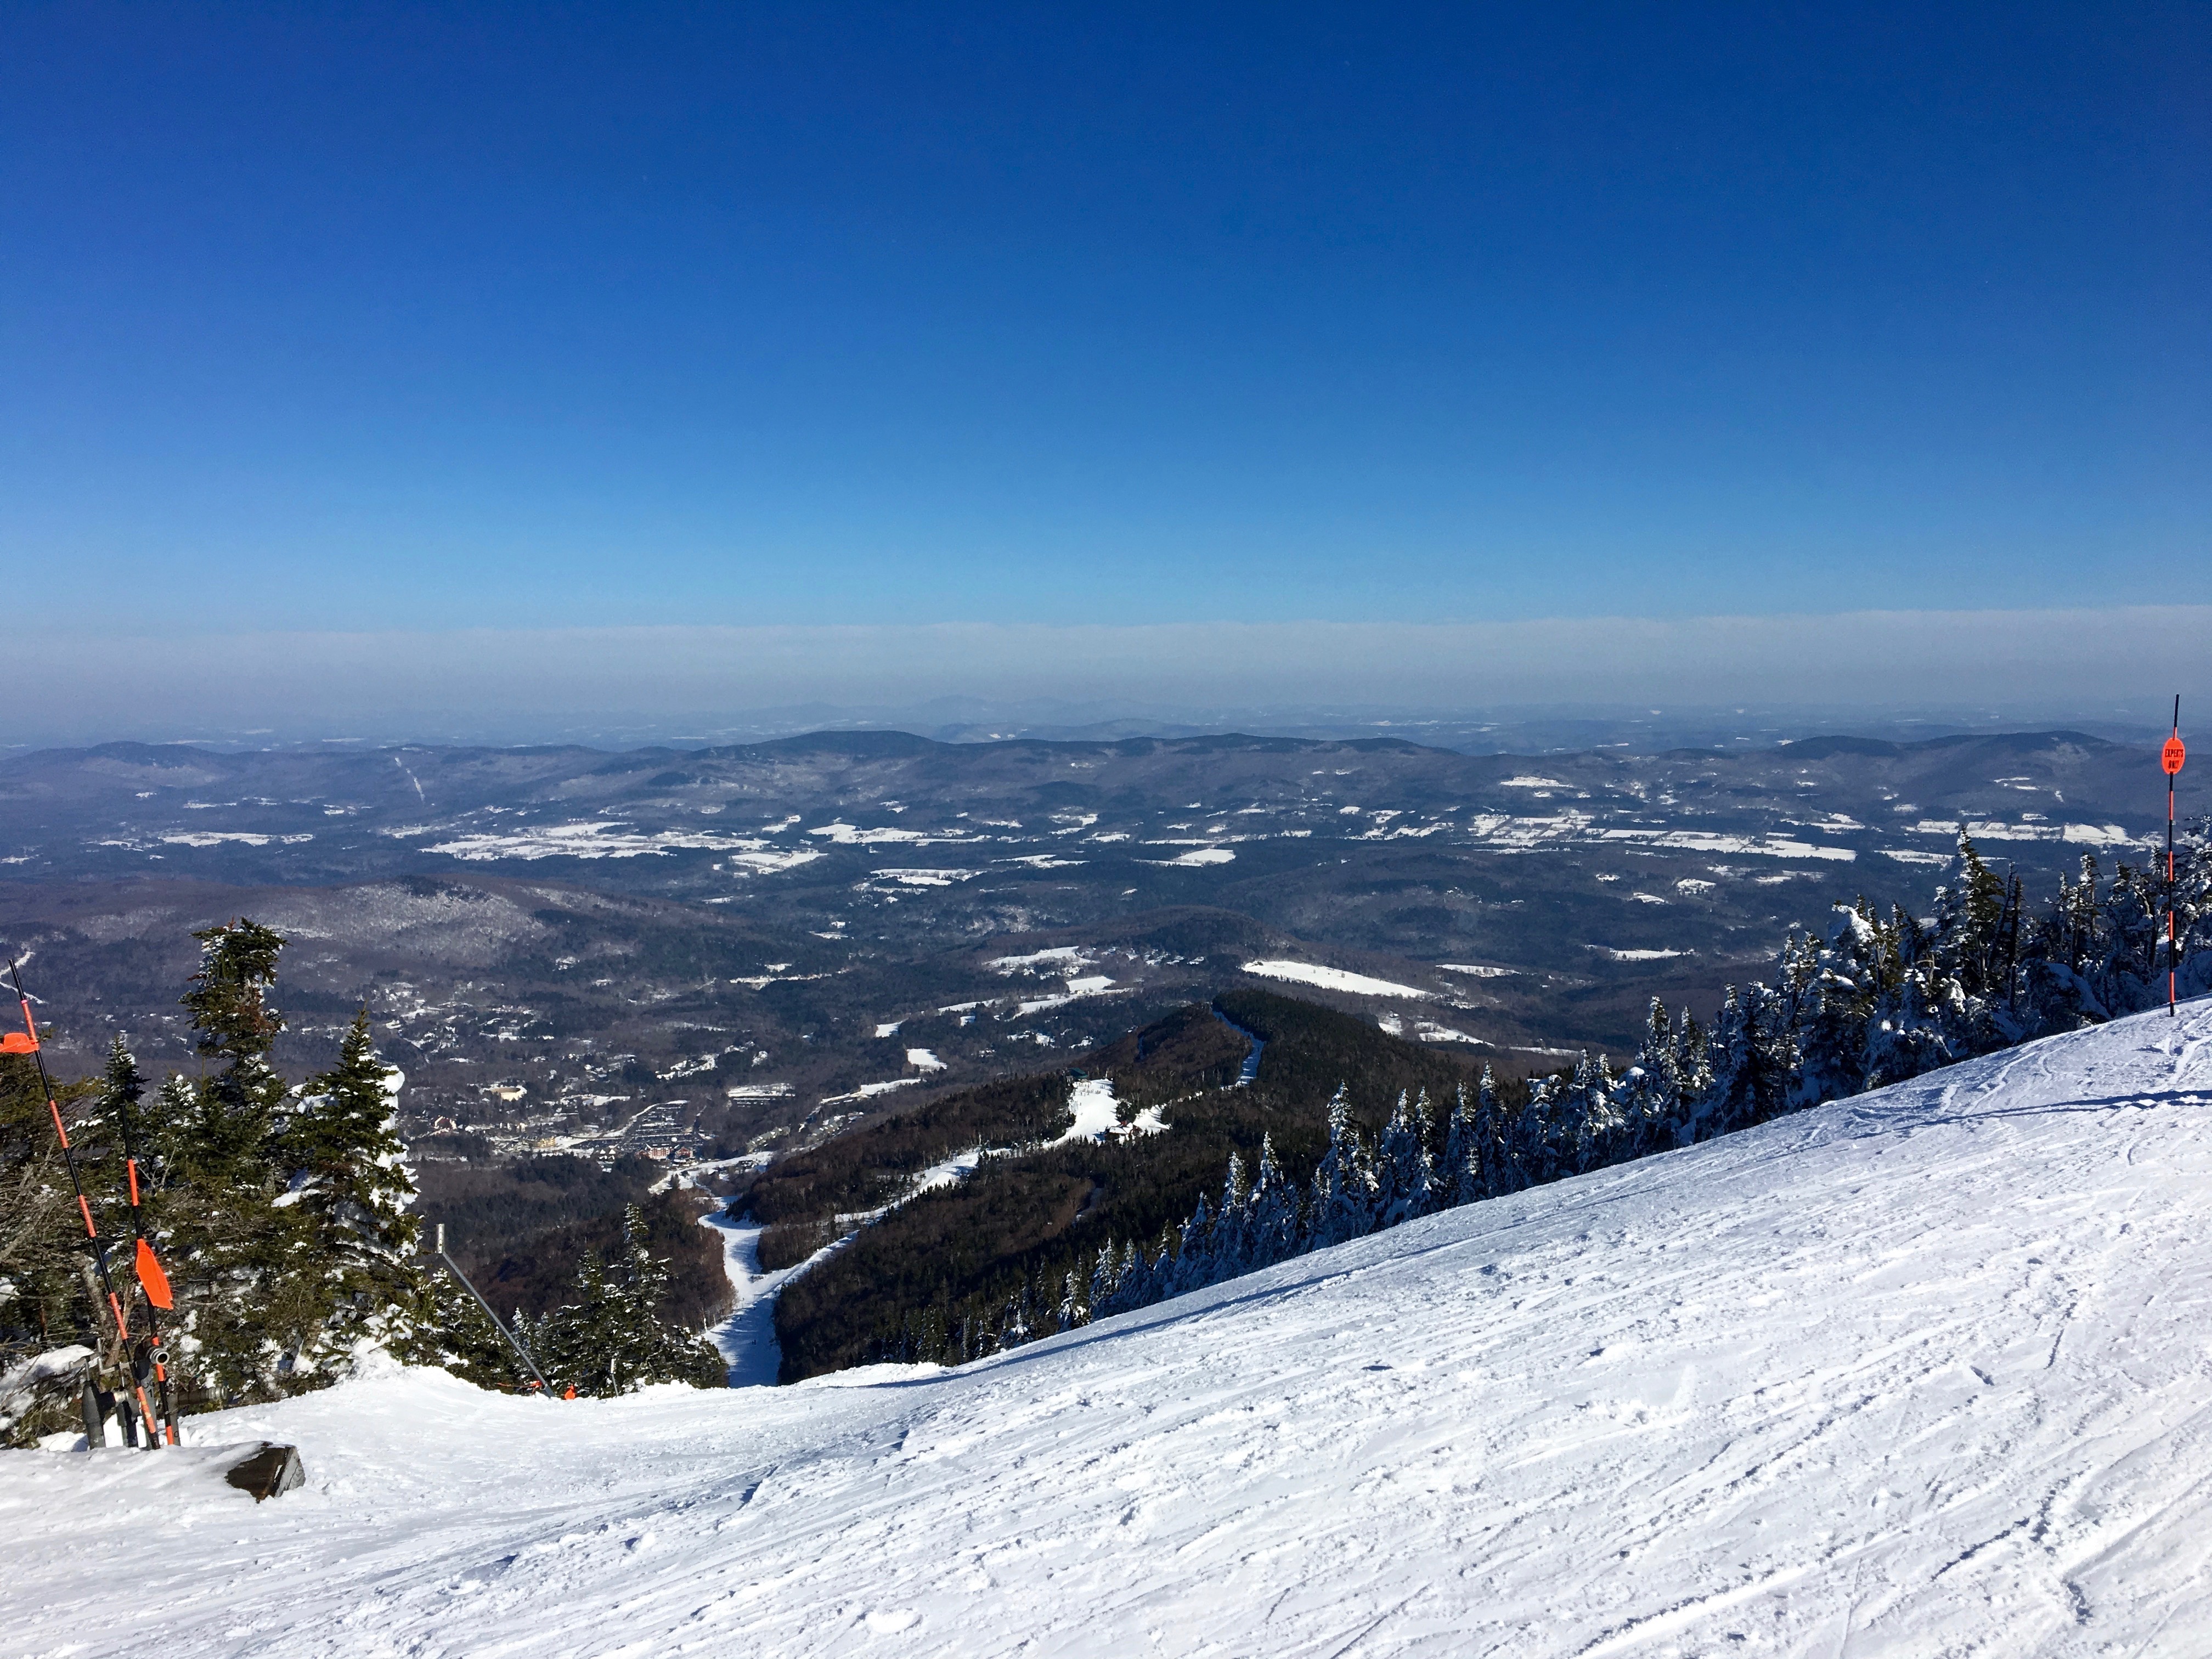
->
[1560,1053,1624,1174]
[1933,831,2008,998]
[278,1011,432,1373]
[1247,1133,1302,1269]
[535,1206,723,1396]
[1170,1194,1215,1295]
[1374,1090,1436,1227]
[1509,1074,1565,1183]
[1441,1084,1480,1207]
[534,1255,625,1395]
[1307,1088,1376,1248]
[1087,1240,1126,1318]
[1469,1065,1515,1197]
[1211,1153,1252,1283]
[1056,1267,1087,1333]
[420,1268,527,1391]
[151,922,318,1405]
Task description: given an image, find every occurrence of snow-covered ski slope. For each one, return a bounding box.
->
[10,1002,2212,1658]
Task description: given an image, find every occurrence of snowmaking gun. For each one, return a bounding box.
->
[432,1222,561,1395]
[8,958,182,1448]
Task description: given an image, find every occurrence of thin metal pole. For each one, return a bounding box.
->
[2170,697,2183,1018]
[8,960,159,1444]
[434,1222,552,1393]
[105,1044,181,1444]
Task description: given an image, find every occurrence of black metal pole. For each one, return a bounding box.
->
[2171,696,2182,1018]
[7,960,157,1446]
[104,1041,182,1444]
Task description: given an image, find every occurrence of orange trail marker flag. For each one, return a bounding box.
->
[136,1238,173,1310]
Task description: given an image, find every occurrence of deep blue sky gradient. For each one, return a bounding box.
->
[4,2,2204,635]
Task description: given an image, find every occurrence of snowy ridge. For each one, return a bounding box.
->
[9,1001,2212,1655]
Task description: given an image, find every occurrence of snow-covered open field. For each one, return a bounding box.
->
[9,1001,2212,1657]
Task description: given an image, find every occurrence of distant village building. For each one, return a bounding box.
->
[485,1084,527,1104]
[431,1116,459,1133]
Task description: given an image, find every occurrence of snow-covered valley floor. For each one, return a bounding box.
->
[10,1001,2212,1657]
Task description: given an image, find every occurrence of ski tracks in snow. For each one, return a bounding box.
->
[8,1000,2212,1657]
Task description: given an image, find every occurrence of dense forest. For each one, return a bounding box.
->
[770,992,1511,1380]
[1019,827,2212,1346]
[778,826,2212,1378]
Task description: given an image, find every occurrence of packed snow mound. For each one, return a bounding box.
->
[10,1003,2212,1656]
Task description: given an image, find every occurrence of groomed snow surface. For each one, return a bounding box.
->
[12,1002,2212,1656]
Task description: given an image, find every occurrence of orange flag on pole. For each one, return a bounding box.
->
[136,1238,173,1310]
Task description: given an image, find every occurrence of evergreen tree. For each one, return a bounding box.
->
[420,1268,531,1391]
[184,920,291,1161]
[151,922,315,1405]
[1509,1074,1564,1182]
[1170,1193,1215,1295]
[1087,1240,1125,1318]
[1247,1133,1302,1267]
[2175,816,2212,995]
[1307,1087,1375,1248]
[1375,1089,1436,1227]
[535,1254,627,1395]
[1795,907,1880,1105]
[1104,1234,1162,1318]
[1933,831,2008,998]
[1470,1065,1515,1196]
[1864,974,1951,1088]
[1056,1266,1087,1333]
[1560,1053,1624,1173]
[995,1283,1031,1352]
[1441,1084,1480,1207]
[1211,1153,1252,1282]
[280,1011,433,1371]
[1617,1003,1684,1155]
[530,1205,724,1395]
[613,1203,726,1388]
[2095,861,2163,1013]
[0,1044,105,1444]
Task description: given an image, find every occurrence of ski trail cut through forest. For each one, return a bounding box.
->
[701,1143,994,1385]
[1211,1006,1264,1084]
[703,1071,1167,1384]
[699,1210,787,1387]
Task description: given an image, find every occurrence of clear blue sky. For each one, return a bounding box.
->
[4,2,2204,637]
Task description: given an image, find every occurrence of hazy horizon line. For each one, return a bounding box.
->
[9,605,2204,750]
